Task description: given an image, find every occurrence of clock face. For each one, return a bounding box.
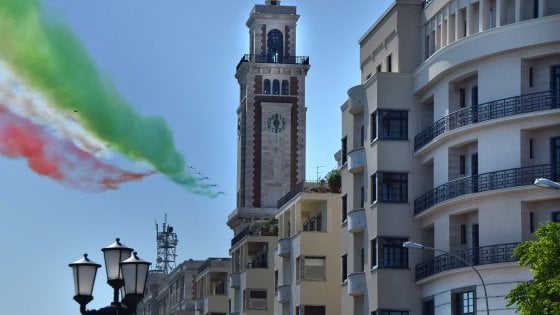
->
[267,113,286,134]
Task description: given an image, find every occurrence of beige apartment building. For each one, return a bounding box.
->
[138,259,205,315]
[228,0,310,314]
[273,182,342,315]
[194,258,231,315]
[340,0,560,314]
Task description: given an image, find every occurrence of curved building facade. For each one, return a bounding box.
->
[340,0,560,314]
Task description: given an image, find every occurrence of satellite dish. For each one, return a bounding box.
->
[157,257,163,263]
[168,226,174,233]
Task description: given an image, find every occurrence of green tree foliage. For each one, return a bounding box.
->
[507,221,560,314]
[325,168,341,191]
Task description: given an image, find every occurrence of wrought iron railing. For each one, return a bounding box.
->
[422,0,435,9]
[277,180,338,208]
[415,242,519,281]
[230,223,278,247]
[414,164,557,215]
[236,54,310,70]
[414,91,557,151]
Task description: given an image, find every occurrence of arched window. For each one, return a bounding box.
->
[267,30,283,63]
[282,80,289,95]
[272,80,280,95]
[264,79,271,94]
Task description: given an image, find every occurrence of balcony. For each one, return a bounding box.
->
[277,284,291,303]
[236,54,310,70]
[277,180,339,208]
[231,224,278,247]
[414,91,557,151]
[347,272,366,296]
[415,243,519,281]
[414,164,556,215]
[347,147,365,174]
[195,298,204,311]
[230,272,240,288]
[347,208,365,233]
[347,85,366,115]
[278,238,291,257]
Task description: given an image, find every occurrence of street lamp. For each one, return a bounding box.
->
[403,241,490,315]
[534,178,560,189]
[69,238,151,315]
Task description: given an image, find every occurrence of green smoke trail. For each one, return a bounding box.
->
[0,0,217,196]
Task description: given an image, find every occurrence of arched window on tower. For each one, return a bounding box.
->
[282,80,289,95]
[267,30,283,63]
[264,79,271,94]
[273,80,280,95]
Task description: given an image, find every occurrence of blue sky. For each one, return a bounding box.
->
[0,0,392,313]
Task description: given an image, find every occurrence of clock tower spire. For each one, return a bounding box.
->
[229,1,310,226]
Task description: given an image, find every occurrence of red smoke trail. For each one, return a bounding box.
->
[0,105,153,191]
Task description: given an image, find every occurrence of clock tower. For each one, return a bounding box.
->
[232,0,310,220]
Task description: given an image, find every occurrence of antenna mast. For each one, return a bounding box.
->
[154,213,178,274]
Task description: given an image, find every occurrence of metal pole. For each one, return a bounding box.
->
[424,246,490,315]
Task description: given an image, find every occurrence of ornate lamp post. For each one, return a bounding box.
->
[69,238,151,315]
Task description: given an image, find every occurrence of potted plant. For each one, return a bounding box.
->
[325,168,341,193]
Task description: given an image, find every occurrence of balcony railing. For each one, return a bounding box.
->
[236,54,310,70]
[277,180,339,208]
[415,242,519,281]
[414,164,557,215]
[231,223,278,247]
[422,0,435,9]
[414,91,557,151]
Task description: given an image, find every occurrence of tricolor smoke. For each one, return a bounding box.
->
[0,0,217,196]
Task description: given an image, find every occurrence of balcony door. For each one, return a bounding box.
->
[472,224,480,265]
[471,153,479,193]
[552,65,560,107]
[552,137,560,181]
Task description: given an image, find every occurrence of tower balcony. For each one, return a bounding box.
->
[236,54,310,70]
[414,242,519,281]
[414,91,557,152]
[277,284,291,303]
[278,238,291,257]
[347,147,365,174]
[230,272,241,288]
[414,164,556,215]
[347,85,366,115]
[347,208,365,233]
[347,272,366,296]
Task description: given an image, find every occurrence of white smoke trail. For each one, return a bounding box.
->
[0,60,109,155]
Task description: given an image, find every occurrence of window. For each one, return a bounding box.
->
[360,186,365,208]
[529,66,534,87]
[460,155,466,175]
[377,64,382,73]
[360,248,365,272]
[302,212,322,232]
[425,35,430,60]
[341,137,348,164]
[378,172,408,202]
[274,270,278,292]
[372,237,408,268]
[298,256,326,281]
[452,287,475,315]
[264,79,271,94]
[529,138,534,159]
[552,211,560,222]
[530,212,535,233]
[281,80,289,95]
[341,254,348,282]
[371,239,377,268]
[387,54,392,72]
[374,110,408,140]
[267,29,283,63]
[372,310,409,315]
[459,88,466,108]
[370,173,377,204]
[272,79,280,95]
[341,194,348,223]
[422,298,435,315]
[370,112,377,141]
[460,225,467,244]
[244,289,267,310]
[300,305,326,315]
